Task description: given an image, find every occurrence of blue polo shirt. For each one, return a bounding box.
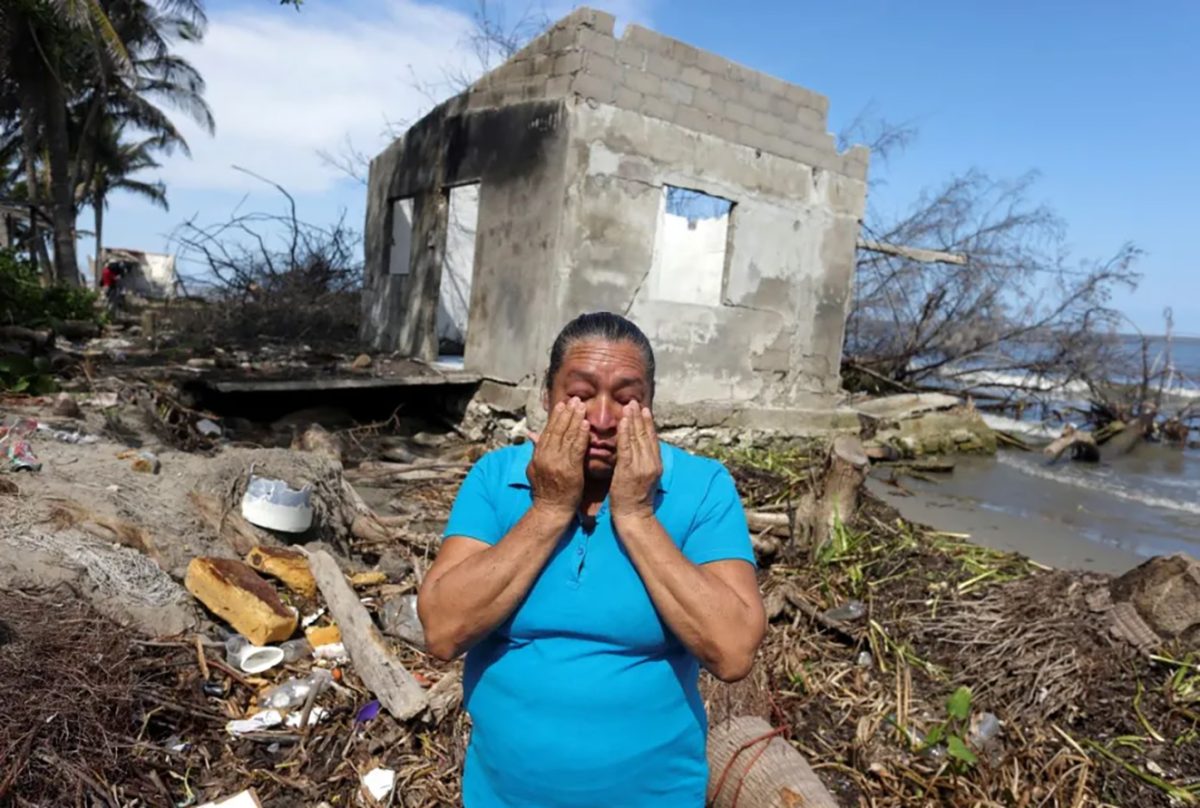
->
[442,440,754,807]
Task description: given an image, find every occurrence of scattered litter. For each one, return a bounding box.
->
[118,449,160,474]
[225,634,285,674]
[301,607,327,627]
[305,623,342,647]
[351,354,372,370]
[197,418,223,437]
[355,700,381,723]
[85,392,119,409]
[313,642,348,661]
[379,594,425,649]
[280,637,313,663]
[855,651,873,668]
[361,767,396,802]
[822,600,866,622]
[225,707,329,735]
[350,570,387,587]
[197,788,263,808]
[258,669,332,710]
[1,417,41,472]
[241,476,314,533]
[43,427,98,445]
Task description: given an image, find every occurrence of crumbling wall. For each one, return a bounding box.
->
[364,7,869,428]
[362,98,571,380]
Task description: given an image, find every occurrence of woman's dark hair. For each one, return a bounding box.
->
[544,312,656,398]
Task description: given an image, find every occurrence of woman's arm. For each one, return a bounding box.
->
[417,399,590,660]
[418,505,574,660]
[615,516,764,681]
[608,402,766,682]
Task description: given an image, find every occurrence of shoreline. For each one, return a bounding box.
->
[866,458,1153,575]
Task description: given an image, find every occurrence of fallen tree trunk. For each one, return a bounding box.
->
[707,716,840,808]
[307,550,428,720]
[1043,426,1100,463]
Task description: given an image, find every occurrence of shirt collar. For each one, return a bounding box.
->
[504,440,676,493]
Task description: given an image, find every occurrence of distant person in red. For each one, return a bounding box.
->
[100,262,124,313]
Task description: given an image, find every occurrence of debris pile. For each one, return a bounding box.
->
[1,389,1197,806]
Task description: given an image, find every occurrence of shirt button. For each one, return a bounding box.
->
[576,546,585,556]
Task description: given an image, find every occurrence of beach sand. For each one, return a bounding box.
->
[867,458,1149,575]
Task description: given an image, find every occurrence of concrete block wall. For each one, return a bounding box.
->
[466,8,867,181]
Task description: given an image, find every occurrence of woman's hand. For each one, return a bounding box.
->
[526,397,589,517]
[610,401,662,522]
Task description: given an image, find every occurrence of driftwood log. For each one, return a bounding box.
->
[307,550,428,719]
[707,716,839,808]
[1043,425,1100,463]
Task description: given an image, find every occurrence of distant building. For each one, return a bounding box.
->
[94,248,180,298]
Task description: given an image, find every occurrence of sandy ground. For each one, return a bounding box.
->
[867,473,1144,575]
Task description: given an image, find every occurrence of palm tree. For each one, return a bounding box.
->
[83,120,170,265]
[0,0,209,284]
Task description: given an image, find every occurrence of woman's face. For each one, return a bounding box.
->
[545,338,651,478]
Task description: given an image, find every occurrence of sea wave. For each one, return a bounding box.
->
[943,368,1200,402]
[996,452,1200,517]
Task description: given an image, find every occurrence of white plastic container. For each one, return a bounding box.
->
[240,476,313,533]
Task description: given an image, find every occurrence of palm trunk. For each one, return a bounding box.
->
[17,84,53,282]
[93,194,104,288]
[44,76,79,287]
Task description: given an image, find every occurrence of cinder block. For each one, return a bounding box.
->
[662,79,694,105]
[740,85,770,112]
[709,73,742,100]
[692,87,723,115]
[613,85,643,111]
[572,73,616,104]
[530,52,554,78]
[543,75,572,97]
[583,52,623,84]
[578,27,617,58]
[756,73,796,103]
[726,62,762,91]
[724,100,756,127]
[795,105,826,132]
[696,49,734,78]
[679,65,712,90]
[668,39,702,66]
[768,95,800,122]
[623,24,671,55]
[640,93,676,123]
[615,39,647,69]
[645,51,683,81]
[549,26,576,52]
[784,83,829,116]
[558,7,616,35]
[624,67,662,97]
[552,49,584,77]
[752,109,786,138]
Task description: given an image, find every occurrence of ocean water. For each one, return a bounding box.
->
[938,335,1200,566]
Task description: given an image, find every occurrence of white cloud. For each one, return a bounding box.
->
[160,0,655,194]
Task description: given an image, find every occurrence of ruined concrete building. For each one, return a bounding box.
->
[362,8,868,429]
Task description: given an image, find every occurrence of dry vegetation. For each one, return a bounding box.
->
[2,439,1196,806]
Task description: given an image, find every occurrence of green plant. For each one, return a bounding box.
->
[923,685,979,769]
[0,355,58,395]
[0,249,99,327]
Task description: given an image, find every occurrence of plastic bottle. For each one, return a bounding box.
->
[258,669,333,710]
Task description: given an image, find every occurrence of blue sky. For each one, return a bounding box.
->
[98,0,1199,334]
